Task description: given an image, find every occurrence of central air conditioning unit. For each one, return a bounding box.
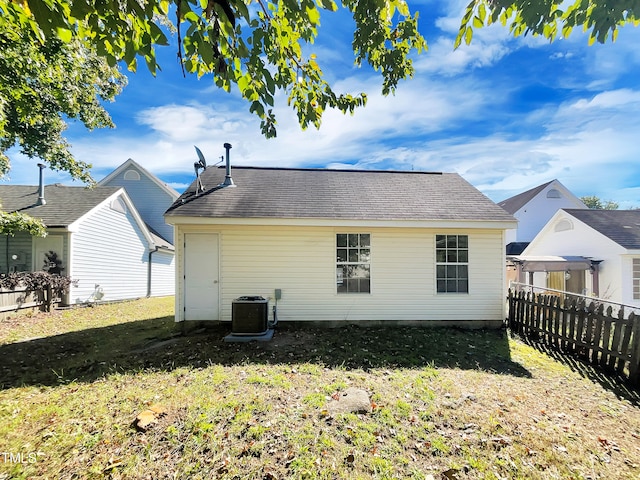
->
[231,296,269,335]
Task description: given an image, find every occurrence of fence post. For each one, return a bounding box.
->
[591,303,605,365]
[554,296,563,348]
[533,292,542,339]
[629,313,640,386]
[523,291,532,337]
[542,295,553,344]
[518,291,526,336]
[600,306,613,370]
[618,311,634,376]
[561,297,570,351]
[507,289,515,330]
[607,307,624,372]
[567,298,577,353]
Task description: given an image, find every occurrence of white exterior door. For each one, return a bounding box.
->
[184,233,219,321]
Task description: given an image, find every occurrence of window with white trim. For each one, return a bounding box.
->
[436,234,468,293]
[633,258,640,300]
[336,233,370,294]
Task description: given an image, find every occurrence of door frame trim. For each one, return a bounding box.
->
[182,231,220,322]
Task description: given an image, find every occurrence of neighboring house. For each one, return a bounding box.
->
[98,158,180,244]
[165,165,516,327]
[498,179,587,252]
[513,209,640,309]
[0,182,174,303]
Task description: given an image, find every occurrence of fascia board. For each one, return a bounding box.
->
[165,215,517,230]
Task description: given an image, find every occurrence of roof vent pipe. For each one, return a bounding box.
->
[36,163,46,206]
[222,142,235,187]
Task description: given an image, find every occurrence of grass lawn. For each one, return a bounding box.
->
[1,297,639,479]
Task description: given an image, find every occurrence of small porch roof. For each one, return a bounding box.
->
[508,255,601,272]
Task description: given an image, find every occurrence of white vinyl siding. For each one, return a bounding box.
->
[176,224,506,324]
[510,181,587,243]
[101,164,176,243]
[70,197,150,303]
[150,249,175,297]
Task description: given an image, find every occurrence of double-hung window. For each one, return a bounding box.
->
[634,259,640,300]
[336,233,370,293]
[436,234,469,293]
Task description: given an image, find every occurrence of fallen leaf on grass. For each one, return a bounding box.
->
[597,436,620,452]
[441,467,460,479]
[103,458,122,473]
[132,404,167,432]
[238,440,256,458]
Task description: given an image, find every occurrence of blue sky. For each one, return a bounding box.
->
[5,0,640,207]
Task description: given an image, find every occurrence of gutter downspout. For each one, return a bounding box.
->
[147,246,159,298]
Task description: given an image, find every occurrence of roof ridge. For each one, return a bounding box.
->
[212,165,443,175]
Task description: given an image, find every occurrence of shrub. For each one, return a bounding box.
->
[0,271,71,297]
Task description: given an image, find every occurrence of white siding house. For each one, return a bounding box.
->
[0,183,174,303]
[165,165,516,327]
[498,179,587,248]
[516,209,640,309]
[99,158,179,296]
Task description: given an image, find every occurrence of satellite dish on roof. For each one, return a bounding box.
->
[193,145,207,194]
[194,146,207,168]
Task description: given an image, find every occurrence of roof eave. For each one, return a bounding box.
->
[166,215,517,230]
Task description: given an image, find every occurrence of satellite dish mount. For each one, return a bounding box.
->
[194,146,207,194]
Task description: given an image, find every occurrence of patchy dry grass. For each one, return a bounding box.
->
[1,298,639,479]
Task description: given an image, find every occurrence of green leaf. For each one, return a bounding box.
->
[464,26,473,45]
[306,5,321,26]
[56,27,73,43]
[250,101,265,117]
[199,40,215,66]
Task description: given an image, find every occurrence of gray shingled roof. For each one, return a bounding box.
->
[497,180,554,214]
[166,167,515,223]
[146,223,174,250]
[565,209,640,249]
[0,184,120,227]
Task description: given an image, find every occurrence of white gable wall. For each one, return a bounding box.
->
[174,224,507,325]
[101,163,176,243]
[509,181,586,243]
[522,211,627,303]
[69,195,151,303]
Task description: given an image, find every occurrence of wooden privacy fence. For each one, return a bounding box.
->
[0,286,59,314]
[507,289,640,386]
